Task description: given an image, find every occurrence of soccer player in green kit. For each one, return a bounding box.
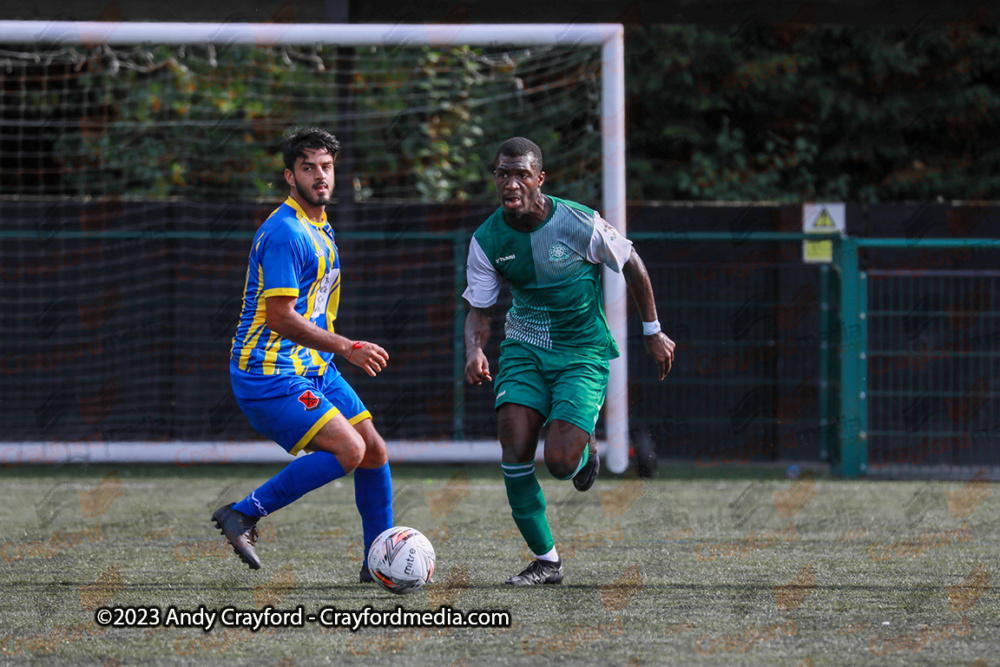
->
[463,137,675,585]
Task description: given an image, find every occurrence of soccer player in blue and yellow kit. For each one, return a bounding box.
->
[213,127,392,582]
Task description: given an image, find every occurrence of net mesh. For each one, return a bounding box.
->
[0,42,602,202]
[0,40,603,446]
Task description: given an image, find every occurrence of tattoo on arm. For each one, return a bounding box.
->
[465,306,493,357]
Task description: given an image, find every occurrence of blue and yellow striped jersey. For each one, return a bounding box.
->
[230,197,342,376]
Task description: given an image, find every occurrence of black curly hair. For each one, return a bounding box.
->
[282,127,341,171]
[494,137,543,172]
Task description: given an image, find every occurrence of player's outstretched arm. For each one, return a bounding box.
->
[464,305,494,385]
[265,295,388,377]
[622,249,675,380]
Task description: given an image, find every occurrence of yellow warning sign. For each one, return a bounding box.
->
[805,238,833,262]
[802,203,845,263]
[813,209,836,228]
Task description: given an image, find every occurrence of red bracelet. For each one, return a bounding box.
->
[347,341,365,361]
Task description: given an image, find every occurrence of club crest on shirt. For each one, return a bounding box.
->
[298,390,321,411]
[549,242,570,260]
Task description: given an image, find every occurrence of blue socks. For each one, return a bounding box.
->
[233,451,346,518]
[232,455,393,564]
[354,463,393,562]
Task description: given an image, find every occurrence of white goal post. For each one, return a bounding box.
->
[0,21,631,473]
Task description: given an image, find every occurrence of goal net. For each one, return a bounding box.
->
[0,22,629,469]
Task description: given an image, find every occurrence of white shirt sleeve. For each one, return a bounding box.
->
[585,212,634,273]
[462,236,501,308]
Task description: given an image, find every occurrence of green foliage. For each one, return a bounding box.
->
[351,45,495,202]
[47,45,313,200]
[28,43,600,203]
[22,26,1000,204]
[349,44,602,205]
[43,43,491,201]
[625,24,1000,202]
[409,47,486,202]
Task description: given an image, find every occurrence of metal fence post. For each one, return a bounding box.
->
[818,263,831,462]
[834,236,868,477]
[453,230,469,441]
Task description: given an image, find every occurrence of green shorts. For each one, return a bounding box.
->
[494,339,610,434]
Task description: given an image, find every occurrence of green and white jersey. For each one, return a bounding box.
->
[463,196,633,358]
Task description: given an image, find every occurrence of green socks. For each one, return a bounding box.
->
[501,462,554,556]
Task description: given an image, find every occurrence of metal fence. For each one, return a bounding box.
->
[3,202,999,477]
[629,232,1000,479]
[626,232,837,470]
[837,237,1000,478]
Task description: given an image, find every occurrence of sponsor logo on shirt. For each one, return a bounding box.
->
[496,254,516,263]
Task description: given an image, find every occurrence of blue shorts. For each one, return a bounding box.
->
[230,364,371,455]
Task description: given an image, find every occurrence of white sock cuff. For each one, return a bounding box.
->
[534,547,559,562]
[501,462,536,478]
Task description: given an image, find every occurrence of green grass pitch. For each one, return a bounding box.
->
[0,463,996,665]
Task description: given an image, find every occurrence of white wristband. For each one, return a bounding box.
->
[642,320,661,336]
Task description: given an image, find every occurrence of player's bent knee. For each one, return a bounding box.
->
[354,419,388,468]
[309,422,366,472]
[337,437,365,472]
[360,434,388,468]
[544,421,589,478]
[543,451,577,480]
[545,461,576,480]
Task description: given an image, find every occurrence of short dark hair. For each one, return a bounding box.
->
[495,137,543,172]
[282,127,341,171]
